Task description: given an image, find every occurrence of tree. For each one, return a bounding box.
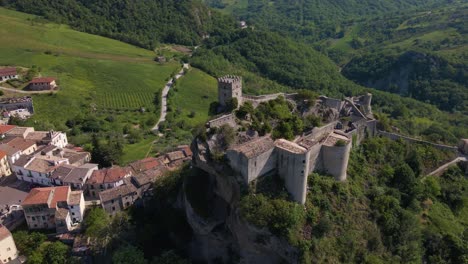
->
[226,97,238,112]
[13,231,46,257]
[152,251,189,264]
[113,245,147,264]
[84,207,111,246]
[43,242,69,264]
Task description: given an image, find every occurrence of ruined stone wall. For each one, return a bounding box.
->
[305,121,338,140]
[321,142,351,181]
[207,114,236,128]
[378,131,458,152]
[276,149,309,204]
[306,142,323,174]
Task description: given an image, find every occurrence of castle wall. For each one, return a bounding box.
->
[226,150,250,183]
[207,114,236,128]
[378,131,458,152]
[276,149,309,204]
[321,142,351,181]
[306,121,338,140]
[246,149,276,183]
[306,142,323,174]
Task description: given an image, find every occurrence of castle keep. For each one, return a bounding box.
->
[196,75,376,204]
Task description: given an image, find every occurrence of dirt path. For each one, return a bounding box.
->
[0,86,58,94]
[152,63,190,133]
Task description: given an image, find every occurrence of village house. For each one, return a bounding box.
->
[99,183,139,215]
[85,167,132,199]
[163,145,193,168]
[25,130,68,148]
[13,154,68,186]
[4,126,34,139]
[0,225,19,263]
[21,186,85,233]
[0,68,18,83]
[28,77,57,91]
[131,165,168,197]
[1,137,37,155]
[0,151,12,177]
[0,145,21,168]
[0,125,16,139]
[51,163,98,189]
[127,157,164,174]
[0,97,34,115]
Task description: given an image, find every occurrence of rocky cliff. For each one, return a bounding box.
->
[182,138,300,264]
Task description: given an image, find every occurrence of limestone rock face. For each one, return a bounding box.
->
[184,140,299,263]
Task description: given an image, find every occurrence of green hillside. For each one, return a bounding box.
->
[204,0,449,42]
[2,0,237,48]
[0,7,183,162]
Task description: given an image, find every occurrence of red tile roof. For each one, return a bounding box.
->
[30,77,55,84]
[22,186,69,208]
[0,125,16,134]
[5,137,36,152]
[0,225,12,241]
[0,67,17,77]
[88,166,130,184]
[128,157,161,172]
[0,150,7,160]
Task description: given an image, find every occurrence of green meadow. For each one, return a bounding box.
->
[168,68,218,127]
[0,7,181,126]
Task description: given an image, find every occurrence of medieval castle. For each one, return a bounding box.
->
[194,76,378,204]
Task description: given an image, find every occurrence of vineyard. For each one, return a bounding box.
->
[98,92,154,109]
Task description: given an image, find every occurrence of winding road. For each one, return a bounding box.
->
[152,63,190,133]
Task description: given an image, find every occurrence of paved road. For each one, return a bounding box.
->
[0,86,58,94]
[152,63,190,133]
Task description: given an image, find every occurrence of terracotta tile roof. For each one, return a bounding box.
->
[22,186,69,208]
[0,125,16,134]
[63,167,93,184]
[0,144,20,156]
[229,136,275,158]
[55,207,69,220]
[5,127,32,136]
[133,166,167,187]
[128,157,161,173]
[30,77,55,84]
[165,151,186,162]
[25,158,59,173]
[0,150,7,160]
[5,137,36,152]
[178,145,193,157]
[0,67,17,77]
[88,166,130,184]
[0,225,12,241]
[50,164,76,180]
[68,191,82,205]
[25,131,49,141]
[13,155,31,167]
[99,184,137,203]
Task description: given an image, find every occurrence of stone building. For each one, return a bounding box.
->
[85,167,132,198]
[28,77,57,91]
[0,225,19,263]
[0,68,18,83]
[201,75,376,204]
[99,183,138,215]
[0,97,34,114]
[218,75,242,107]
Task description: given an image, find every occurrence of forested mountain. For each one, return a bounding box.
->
[1,0,236,48]
[204,0,450,42]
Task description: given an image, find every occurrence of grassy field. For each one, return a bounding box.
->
[0,7,188,164]
[0,7,181,127]
[168,68,218,127]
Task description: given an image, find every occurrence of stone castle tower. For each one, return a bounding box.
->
[218,75,242,107]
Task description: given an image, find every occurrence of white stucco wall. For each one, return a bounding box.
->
[0,232,18,263]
